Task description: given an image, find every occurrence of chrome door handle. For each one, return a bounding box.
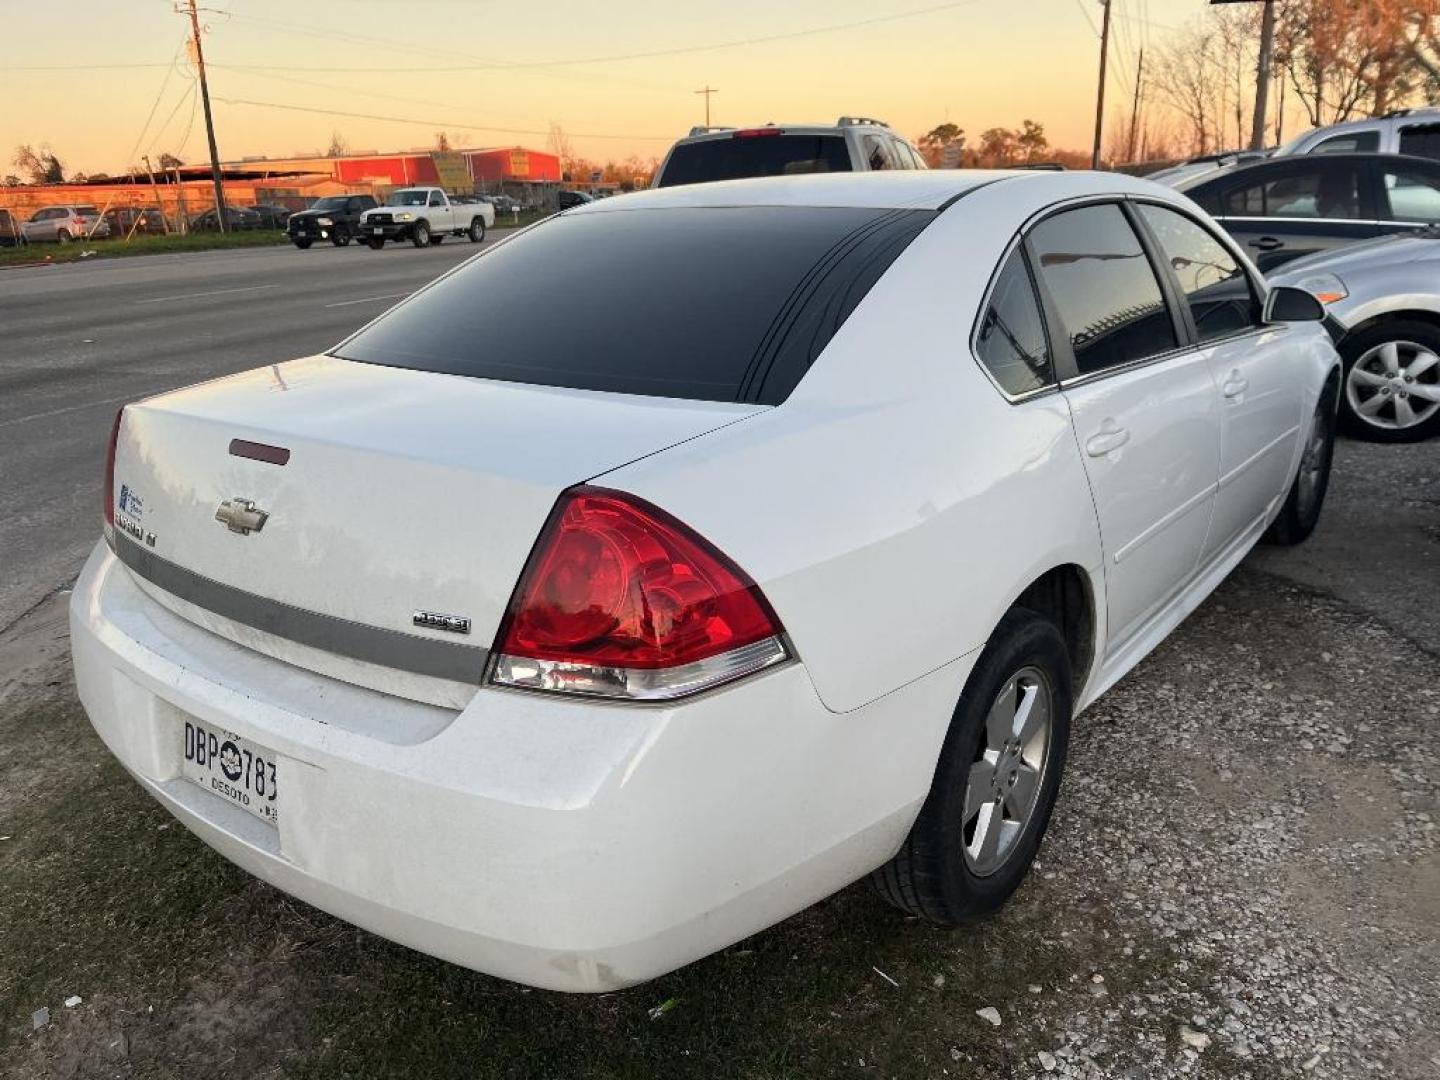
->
[1085,424,1131,457]
[1223,372,1250,399]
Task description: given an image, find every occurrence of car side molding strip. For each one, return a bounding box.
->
[111,535,489,684]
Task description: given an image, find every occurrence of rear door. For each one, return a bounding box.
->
[1205,158,1377,270]
[1133,201,1303,564]
[1031,201,1222,652]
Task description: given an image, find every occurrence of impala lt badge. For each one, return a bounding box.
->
[413,610,471,635]
[215,497,269,535]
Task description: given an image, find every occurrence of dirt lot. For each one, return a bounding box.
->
[1,438,1436,1080]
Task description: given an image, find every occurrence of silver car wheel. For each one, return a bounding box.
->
[1346,340,1440,431]
[961,666,1052,877]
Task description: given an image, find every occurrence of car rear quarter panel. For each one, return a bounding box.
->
[598,182,1107,715]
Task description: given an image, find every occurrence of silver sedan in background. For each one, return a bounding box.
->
[1272,231,1440,442]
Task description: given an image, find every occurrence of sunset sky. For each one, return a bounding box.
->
[5,1,1251,175]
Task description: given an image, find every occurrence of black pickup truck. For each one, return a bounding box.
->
[286,194,379,249]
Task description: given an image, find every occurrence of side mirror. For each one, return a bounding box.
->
[1264,285,1325,323]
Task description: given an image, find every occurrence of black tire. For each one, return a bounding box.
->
[1337,318,1440,443]
[330,227,351,247]
[411,221,431,248]
[56,230,71,244]
[292,238,313,250]
[1264,378,1338,546]
[467,217,486,243]
[871,607,1072,925]
[367,237,385,251]
[429,234,444,245]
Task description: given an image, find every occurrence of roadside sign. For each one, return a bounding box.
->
[432,151,471,193]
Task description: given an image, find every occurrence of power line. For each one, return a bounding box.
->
[211,97,676,141]
[14,0,986,74]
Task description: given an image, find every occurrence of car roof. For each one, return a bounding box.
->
[1177,151,1440,190]
[576,169,1181,213]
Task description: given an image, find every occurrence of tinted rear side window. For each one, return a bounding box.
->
[1029,203,1178,375]
[334,206,933,404]
[1399,123,1440,159]
[658,135,851,187]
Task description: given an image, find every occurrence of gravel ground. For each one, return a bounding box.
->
[1,437,1436,1080]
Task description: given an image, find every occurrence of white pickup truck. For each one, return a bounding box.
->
[358,187,495,249]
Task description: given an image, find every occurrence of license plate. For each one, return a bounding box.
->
[181,720,280,827]
[373,227,383,234]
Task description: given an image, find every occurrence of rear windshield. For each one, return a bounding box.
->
[657,134,851,188]
[333,205,933,404]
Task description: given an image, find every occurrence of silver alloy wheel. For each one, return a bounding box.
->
[961,666,1052,877]
[1295,397,1330,517]
[1346,340,1440,431]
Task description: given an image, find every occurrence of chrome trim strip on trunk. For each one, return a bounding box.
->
[111,535,489,684]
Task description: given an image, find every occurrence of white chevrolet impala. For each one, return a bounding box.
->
[72,171,1341,991]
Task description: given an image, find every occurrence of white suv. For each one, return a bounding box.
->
[21,205,111,243]
[1274,107,1440,160]
[653,116,927,188]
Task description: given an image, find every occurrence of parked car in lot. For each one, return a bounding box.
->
[1273,107,1440,160]
[0,208,26,247]
[556,189,592,210]
[1173,152,1440,270]
[21,205,111,242]
[358,187,493,248]
[189,206,262,232]
[74,170,1338,993]
[1272,230,1440,442]
[287,194,378,248]
[249,204,293,230]
[102,206,167,238]
[653,116,927,188]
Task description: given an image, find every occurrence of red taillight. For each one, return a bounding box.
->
[103,407,124,530]
[733,128,783,138]
[490,487,787,700]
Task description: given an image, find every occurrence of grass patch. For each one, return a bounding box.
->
[0,231,288,268]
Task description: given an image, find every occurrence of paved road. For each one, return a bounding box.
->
[0,237,503,631]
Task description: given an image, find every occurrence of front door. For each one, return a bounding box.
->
[1028,202,1223,653]
[1132,202,1305,564]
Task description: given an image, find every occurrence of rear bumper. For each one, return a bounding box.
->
[70,543,972,991]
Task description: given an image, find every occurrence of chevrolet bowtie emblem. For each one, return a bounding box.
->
[215,497,269,535]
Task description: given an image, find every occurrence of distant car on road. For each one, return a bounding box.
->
[21,205,111,243]
[652,116,927,188]
[358,187,493,249]
[102,206,167,238]
[190,206,262,232]
[1173,152,1440,269]
[1272,231,1440,442]
[1272,107,1440,161]
[249,204,294,230]
[286,195,378,249]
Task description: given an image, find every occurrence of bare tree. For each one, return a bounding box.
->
[1152,26,1220,156]
[326,131,350,158]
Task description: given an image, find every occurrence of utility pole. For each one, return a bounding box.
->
[1127,47,1144,163]
[694,85,718,128]
[1209,0,1277,151]
[1090,0,1112,169]
[179,0,227,231]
